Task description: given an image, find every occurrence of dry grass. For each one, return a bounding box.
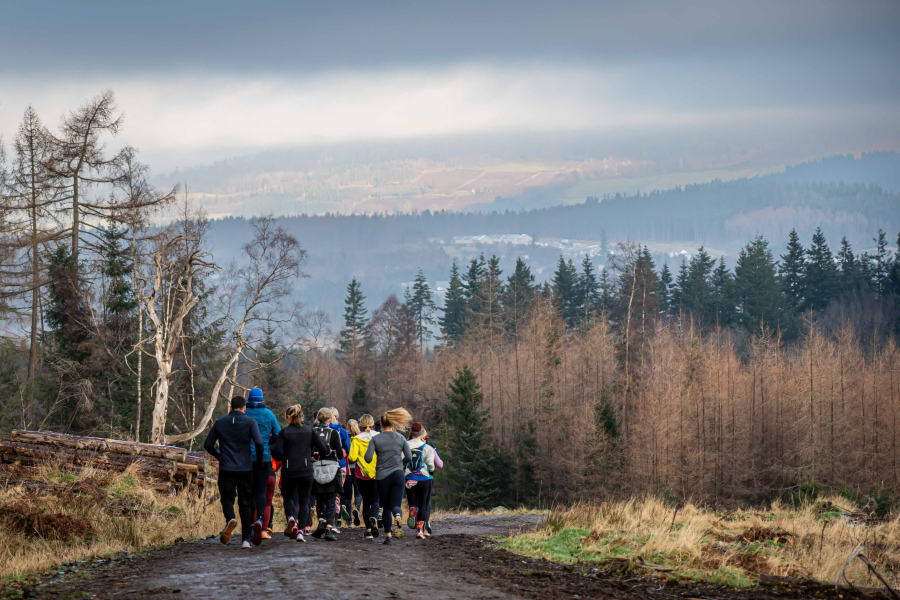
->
[0,461,221,582]
[504,497,900,588]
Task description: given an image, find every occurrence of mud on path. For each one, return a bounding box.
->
[28,514,876,599]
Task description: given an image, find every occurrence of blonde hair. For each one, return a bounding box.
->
[359,414,375,430]
[285,404,304,427]
[330,407,340,422]
[380,408,412,431]
[316,407,333,424]
[347,419,360,436]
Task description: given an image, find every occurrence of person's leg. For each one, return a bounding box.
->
[251,463,268,523]
[420,479,433,524]
[387,470,405,525]
[406,483,419,528]
[281,477,299,523]
[295,474,314,538]
[218,471,237,524]
[376,476,392,535]
[236,471,254,543]
[341,473,354,524]
[264,465,276,531]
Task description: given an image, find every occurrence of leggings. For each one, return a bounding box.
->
[281,474,313,528]
[252,463,276,525]
[315,492,337,527]
[341,472,361,514]
[376,470,405,535]
[357,476,380,528]
[406,479,432,523]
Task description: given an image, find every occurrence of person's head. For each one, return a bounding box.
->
[230,396,246,412]
[316,407,333,425]
[329,407,340,424]
[410,422,425,438]
[359,414,375,431]
[248,387,264,404]
[348,419,360,436]
[285,404,304,427]
[380,408,412,432]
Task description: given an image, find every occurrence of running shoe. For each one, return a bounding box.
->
[241,540,252,549]
[407,506,417,529]
[261,531,271,540]
[381,535,392,545]
[416,530,426,540]
[368,517,380,538]
[340,506,351,523]
[285,517,298,539]
[364,529,373,540]
[423,529,432,538]
[377,507,383,520]
[392,514,404,538]
[324,529,337,542]
[296,532,305,543]
[332,525,341,534]
[352,508,361,527]
[311,520,327,539]
[304,526,313,537]
[425,521,433,535]
[219,519,237,544]
[251,520,264,545]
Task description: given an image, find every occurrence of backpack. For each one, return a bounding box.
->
[409,444,426,475]
[313,426,340,484]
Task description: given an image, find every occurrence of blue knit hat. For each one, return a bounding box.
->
[248,387,264,402]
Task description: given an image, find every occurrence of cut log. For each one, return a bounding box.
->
[10,430,188,462]
[0,441,179,472]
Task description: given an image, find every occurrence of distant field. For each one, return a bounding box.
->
[175,159,786,218]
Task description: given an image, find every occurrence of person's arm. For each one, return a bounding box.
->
[270,429,285,461]
[402,438,412,466]
[364,436,376,463]
[348,439,359,464]
[251,421,264,469]
[203,425,221,460]
[425,445,435,472]
[340,428,350,458]
[433,448,444,469]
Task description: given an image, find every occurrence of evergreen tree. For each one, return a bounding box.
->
[734,236,782,330]
[257,324,289,408]
[801,227,839,312]
[672,258,690,311]
[657,262,673,315]
[872,229,890,294]
[578,255,600,320]
[348,373,369,418]
[515,421,538,506]
[710,256,736,326]
[887,231,900,299]
[442,366,512,509]
[470,256,504,334]
[551,256,580,325]
[780,228,806,310]
[679,247,715,322]
[464,255,486,311]
[503,258,535,334]
[406,268,437,349]
[837,237,870,295]
[439,261,468,343]
[338,277,368,359]
[598,268,614,313]
[45,245,90,364]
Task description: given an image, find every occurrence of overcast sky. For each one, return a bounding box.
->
[2,0,899,172]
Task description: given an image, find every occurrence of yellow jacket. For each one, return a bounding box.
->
[348,430,378,479]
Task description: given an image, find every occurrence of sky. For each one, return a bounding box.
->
[1,0,899,173]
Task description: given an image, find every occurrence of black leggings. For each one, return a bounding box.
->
[406,479,432,523]
[341,472,361,514]
[357,476,380,528]
[376,470,405,535]
[252,462,274,523]
[315,492,337,527]
[281,473,313,527]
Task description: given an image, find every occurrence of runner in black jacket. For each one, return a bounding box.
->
[203,396,264,548]
[270,404,329,542]
[311,407,345,541]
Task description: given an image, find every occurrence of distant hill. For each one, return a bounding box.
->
[764,151,900,191]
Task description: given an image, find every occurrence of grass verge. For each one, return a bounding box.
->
[0,461,220,583]
[502,496,900,588]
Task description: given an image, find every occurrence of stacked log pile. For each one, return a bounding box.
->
[0,430,216,495]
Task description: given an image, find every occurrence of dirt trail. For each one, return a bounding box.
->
[27,514,874,599]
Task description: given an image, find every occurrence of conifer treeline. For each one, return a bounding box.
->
[311,227,900,506]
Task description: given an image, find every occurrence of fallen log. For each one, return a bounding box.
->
[0,441,178,472]
[10,430,188,462]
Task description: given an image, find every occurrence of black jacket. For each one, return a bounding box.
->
[270,424,329,477]
[204,410,264,472]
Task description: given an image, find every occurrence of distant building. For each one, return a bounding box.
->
[453,234,532,246]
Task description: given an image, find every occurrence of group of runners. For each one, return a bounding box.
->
[203,387,442,548]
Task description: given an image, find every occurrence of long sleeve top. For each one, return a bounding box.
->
[204,410,263,472]
[270,424,329,477]
[364,430,411,480]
